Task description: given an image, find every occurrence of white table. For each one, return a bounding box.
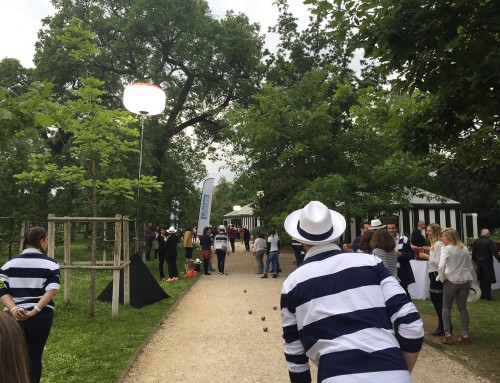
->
[408,260,430,300]
[409,258,500,299]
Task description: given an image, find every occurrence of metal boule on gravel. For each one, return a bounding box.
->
[261,316,265,321]
[263,327,268,332]
[248,310,252,314]
[273,306,277,310]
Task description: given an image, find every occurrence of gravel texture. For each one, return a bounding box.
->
[121,242,492,383]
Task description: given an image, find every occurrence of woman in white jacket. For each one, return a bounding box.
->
[437,227,474,345]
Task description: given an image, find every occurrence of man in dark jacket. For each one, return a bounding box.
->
[472,229,500,300]
[387,222,415,298]
[411,221,427,247]
[351,220,371,252]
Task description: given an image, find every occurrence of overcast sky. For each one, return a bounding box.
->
[0,0,310,68]
[0,0,311,185]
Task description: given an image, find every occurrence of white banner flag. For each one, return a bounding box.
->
[197,178,215,231]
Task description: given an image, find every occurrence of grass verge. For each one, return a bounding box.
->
[413,289,500,382]
[39,239,199,383]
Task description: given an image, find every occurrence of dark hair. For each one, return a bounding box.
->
[0,312,30,383]
[370,229,395,252]
[359,220,370,230]
[358,229,375,253]
[268,229,276,236]
[185,226,192,232]
[203,226,210,235]
[23,226,47,252]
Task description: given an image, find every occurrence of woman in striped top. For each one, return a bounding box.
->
[0,226,60,383]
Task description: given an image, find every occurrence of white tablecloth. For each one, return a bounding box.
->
[409,259,500,299]
[408,260,430,300]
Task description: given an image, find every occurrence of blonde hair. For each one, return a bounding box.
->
[427,223,441,250]
[441,227,465,248]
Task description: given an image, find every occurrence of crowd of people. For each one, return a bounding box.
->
[0,208,498,382]
[345,217,500,347]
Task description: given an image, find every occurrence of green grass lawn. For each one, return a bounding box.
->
[413,289,500,382]
[39,237,199,383]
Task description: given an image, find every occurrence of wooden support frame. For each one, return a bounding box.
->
[47,214,131,319]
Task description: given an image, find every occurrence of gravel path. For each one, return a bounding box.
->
[121,242,491,383]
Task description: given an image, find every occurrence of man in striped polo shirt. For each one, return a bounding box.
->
[281,201,424,383]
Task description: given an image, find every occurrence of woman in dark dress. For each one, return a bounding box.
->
[164,226,179,281]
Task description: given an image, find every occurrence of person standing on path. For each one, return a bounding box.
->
[281,201,423,383]
[199,227,213,275]
[227,224,238,253]
[214,225,230,275]
[252,232,266,274]
[0,226,60,383]
[243,226,251,252]
[472,228,500,300]
[262,229,280,279]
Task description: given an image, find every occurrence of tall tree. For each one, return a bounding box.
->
[34,0,265,188]
[304,0,500,172]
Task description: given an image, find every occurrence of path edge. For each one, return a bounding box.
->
[116,276,202,383]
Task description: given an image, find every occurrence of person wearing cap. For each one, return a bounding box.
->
[281,201,423,383]
[214,225,230,275]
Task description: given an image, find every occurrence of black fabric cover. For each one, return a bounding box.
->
[97,253,169,308]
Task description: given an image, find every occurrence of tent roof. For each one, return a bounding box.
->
[410,188,460,207]
[221,190,460,218]
[223,203,254,217]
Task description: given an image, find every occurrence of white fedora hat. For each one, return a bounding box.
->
[370,219,386,230]
[284,201,346,245]
[467,283,481,303]
[167,226,176,233]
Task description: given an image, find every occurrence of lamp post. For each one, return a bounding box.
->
[123,82,166,254]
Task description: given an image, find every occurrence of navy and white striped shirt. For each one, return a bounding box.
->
[281,243,424,383]
[0,249,60,310]
[214,232,228,251]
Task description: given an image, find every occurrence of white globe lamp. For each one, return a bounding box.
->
[123,82,166,254]
[123,82,166,116]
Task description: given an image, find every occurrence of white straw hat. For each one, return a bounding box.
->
[370,219,386,230]
[467,283,481,303]
[284,201,346,245]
